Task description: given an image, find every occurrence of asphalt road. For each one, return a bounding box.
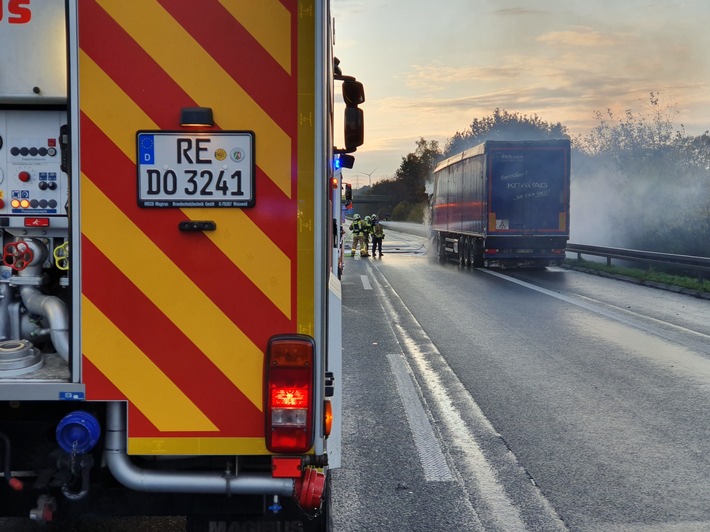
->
[332,229,710,531]
[5,228,709,531]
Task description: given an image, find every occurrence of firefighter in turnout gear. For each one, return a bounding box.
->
[349,214,367,257]
[362,216,372,256]
[371,214,385,257]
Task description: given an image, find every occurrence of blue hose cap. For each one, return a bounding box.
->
[56,411,101,454]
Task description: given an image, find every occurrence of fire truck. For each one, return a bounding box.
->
[0,1,363,529]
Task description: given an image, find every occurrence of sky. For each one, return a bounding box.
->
[332,0,710,187]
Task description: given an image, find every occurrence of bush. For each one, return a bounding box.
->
[390,202,409,221]
[406,202,426,223]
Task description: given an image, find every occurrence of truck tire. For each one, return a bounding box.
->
[435,234,446,262]
[472,238,484,267]
[464,236,472,267]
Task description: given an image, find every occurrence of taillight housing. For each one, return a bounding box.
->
[265,335,315,453]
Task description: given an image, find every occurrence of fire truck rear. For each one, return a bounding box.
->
[0,1,363,529]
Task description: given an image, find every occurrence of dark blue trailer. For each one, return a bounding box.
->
[430,140,570,267]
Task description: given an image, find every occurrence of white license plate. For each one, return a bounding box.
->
[137,131,255,208]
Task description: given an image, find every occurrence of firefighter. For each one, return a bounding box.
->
[371,214,385,257]
[362,216,372,257]
[349,214,367,257]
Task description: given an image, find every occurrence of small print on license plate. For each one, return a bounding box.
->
[136,131,255,208]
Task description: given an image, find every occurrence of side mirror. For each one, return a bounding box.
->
[344,107,364,151]
[334,64,365,154]
[342,80,365,106]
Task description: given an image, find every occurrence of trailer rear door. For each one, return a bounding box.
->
[487,142,569,235]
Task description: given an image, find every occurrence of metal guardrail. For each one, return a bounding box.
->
[375,222,710,280]
[566,243,710,280]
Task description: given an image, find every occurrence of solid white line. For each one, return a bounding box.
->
[366,264,540,531]
[386,353,455,482]
[480,269,710,348]
[360,274,372,290]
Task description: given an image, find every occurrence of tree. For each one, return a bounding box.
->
[366,138,441,222]
[395,138,440,203]
[576,93,710,255]
[444,108,569,157]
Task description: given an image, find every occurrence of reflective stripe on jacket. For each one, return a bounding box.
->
[372,222,384,238]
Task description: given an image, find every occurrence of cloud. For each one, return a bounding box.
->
[401,24,708,129]
[334,0,710,180]
[537,26,628,47]
[487,7,548,17]
[405,63,522,91]
[331,0,369,16]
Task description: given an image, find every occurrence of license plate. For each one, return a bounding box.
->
[136,131,255,208]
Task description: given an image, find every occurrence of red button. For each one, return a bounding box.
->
[18,171,30,182]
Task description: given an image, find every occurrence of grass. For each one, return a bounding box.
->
[563,258,710,294]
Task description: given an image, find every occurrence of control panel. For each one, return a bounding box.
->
[0,110,68,233]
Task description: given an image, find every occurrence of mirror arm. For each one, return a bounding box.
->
[334,147,357,154]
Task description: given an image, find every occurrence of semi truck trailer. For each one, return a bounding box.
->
[430,139,571,268]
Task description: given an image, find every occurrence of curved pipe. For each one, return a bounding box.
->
[12,239,69,362]
[105,402,294,496]
[0,431,23,491]
[19,286,69,362]
[0,283,12,341]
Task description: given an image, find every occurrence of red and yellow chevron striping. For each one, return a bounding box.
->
[78,0,315,455]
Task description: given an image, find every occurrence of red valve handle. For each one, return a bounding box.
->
[3,242,34,271]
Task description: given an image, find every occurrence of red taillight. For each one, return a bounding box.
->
[265,335,315,454]
[484,248,498,255]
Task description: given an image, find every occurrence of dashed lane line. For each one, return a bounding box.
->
[386,352,455,482]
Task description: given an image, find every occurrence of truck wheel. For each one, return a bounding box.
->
[436,235,446,262]
[472,239,484,267]
[458,237,465,266]
[464,237,472,267]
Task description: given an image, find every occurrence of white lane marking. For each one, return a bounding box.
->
[360,274,372,290]
[481,269,710,352]
[386,353,455,482]
[481,268,659,324]
[366,264,548,531]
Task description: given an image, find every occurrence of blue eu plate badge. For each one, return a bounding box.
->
[139,134,154,165]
